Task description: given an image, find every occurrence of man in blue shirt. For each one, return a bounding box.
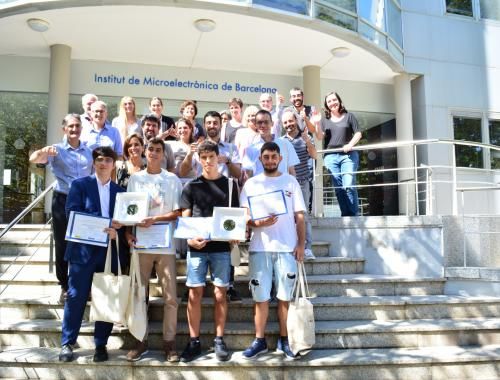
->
[81,100,123,157]
[29,113,93,303]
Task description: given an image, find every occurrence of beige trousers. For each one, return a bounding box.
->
[138,253,177,341]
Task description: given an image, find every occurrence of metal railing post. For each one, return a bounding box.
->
[451,144,458,215]
[414,143,419,215]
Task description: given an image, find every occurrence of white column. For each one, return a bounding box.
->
[394,73,416,215]
[45,44,71,213]
[303,65,323,216]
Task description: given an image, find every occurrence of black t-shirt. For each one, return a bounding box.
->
[160,115,176,141]
[180,175,239,253]
[321,112,361,149]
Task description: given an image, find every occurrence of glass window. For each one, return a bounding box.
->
[358,0,385,31]
[453,116,483,168]
[314,2,357,31]
[446,0,474,17]
[489,119,500,169]
[479,0,500,21]
[253,0,310,15]
[359,21,387,48]
[387,0,403,47]
[318,0,356,13]
[0,91,48,223]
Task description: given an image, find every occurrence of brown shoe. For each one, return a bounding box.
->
[126,340,148,362]
[163,340,179,362]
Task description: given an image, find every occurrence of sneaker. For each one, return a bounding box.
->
[180,339,202,362]
[126,340,148,362]
[58,344,73,362]
[276,337,300,360]
[227,287,242,303]
[304,248,316,261]
[163,340,179,362]
[242,338,268,359]
[214,337,230,362]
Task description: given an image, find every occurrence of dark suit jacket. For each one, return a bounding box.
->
[64,175,125,264]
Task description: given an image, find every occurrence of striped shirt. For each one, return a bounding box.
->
[283,133,313,182]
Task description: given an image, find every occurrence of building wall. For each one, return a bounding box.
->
[402,0,500,214]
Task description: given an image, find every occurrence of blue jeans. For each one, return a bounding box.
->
[324,151,359,216]
[186,251,231,288]
[298,179,313,250]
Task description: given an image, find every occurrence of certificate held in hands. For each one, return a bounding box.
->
[134,223,171,252]
[113,192,149,225]
[247,190,288,220]
[65,211,111,247]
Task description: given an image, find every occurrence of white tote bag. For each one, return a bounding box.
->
[125,252,148,341]
[287,261,315,355]
[89,239,131,324]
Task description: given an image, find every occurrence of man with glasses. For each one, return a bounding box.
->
[29,114,93,304]
[58,146,125,363]
[259,92,285,137]
[81,100,123,158]
[242,110,299,179]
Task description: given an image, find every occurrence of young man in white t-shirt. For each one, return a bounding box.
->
[124,137,183,362]
[239,141,306,360]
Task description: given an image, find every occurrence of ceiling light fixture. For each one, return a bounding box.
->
[27,18,50,32]
[331,47,351,58]
[194,19,216,33]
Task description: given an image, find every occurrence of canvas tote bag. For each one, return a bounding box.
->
[125,251,148,341]
[287,261,315,355]
[89,239,131,324]
[228,177,241,267]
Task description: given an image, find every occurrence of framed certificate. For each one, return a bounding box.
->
[247,190,288,220]
[211,207,246,241]
[65,211,111,247]
[134,223,171,251]
[113,192,149,225]
[173,217,212,240]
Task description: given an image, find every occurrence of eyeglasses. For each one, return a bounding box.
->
[95,157,114,163]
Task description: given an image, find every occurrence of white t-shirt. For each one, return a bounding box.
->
[240,172,306,252]
[127,169,183,254]
[242,137,300,177]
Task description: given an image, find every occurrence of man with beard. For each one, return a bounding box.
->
[242,109,299,178]
[240,141,306,360]
[282,110,316,261]
[287,87,316,135]
[141,113,175,172]
[179,111,242,303]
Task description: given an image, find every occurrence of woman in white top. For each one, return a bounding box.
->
[234,105,260,160]
[166,118,197,184]
[112,96,141,143]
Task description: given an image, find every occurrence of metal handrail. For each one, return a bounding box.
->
[313,138,500,217]
[0,181,56,240]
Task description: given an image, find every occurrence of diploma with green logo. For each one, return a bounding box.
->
[113,192,149,225]
[65,211,110,247]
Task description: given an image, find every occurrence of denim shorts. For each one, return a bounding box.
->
[186,251,231,288]
[248,251,298,302]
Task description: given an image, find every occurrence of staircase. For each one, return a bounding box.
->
[1,224,500,379]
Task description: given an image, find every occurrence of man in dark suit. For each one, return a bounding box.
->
[59,146,125,363]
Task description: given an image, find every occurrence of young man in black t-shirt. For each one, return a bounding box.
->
[179,141,239,363]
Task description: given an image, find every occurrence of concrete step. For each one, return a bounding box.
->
[5,343,500,380]
[2,318,500,351]
[0,274,446,298]
[0,256,364,278]
[1,344,500,380]
[2,295,500,324]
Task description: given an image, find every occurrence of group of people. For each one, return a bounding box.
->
[29,87,362,364]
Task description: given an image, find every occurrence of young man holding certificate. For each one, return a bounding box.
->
[125,137,183,362]
[59,146,125,363]
[179,140,239,363]
[240,141,306,360]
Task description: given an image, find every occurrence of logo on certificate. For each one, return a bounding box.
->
[223,219,236,231]
[127,204,139,215]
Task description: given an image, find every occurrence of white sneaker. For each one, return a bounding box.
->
[304,248,316,261]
